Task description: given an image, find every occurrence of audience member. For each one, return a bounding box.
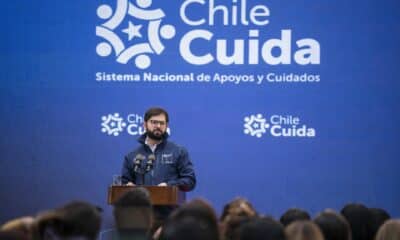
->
[370,207,391,239]
[239,216,286,240]
[221,197,257,222]
[375,219,400,240]
[107,187,153,240]
[314,209,351,240]
[159,198,220,240]
[285,220,324,240]
[341,203,374,240]
[280,208,311,227]
[223,215,253,240]
[220,197,258,240]
[31,201,101,240]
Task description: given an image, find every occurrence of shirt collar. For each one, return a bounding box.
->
[145,136,161,153]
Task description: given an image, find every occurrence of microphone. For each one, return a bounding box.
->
[133,154,145,173]
[145,154,156,172]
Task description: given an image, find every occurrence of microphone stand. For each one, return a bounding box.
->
[141,170,146,186]
[133,154,146,185]
[145,155,155,185]
[135,154,155,186]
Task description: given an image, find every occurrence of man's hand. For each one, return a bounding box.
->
[157,182,167,186]
[126,182,135,186]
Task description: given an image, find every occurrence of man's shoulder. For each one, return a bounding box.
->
[163,139,179,148]
[163,140,188,153]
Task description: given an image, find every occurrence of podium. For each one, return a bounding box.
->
[108,186,186,205]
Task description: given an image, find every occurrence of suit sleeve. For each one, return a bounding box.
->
[121,154,135,184]
[167,147,196,191]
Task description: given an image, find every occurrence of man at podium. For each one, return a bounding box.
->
[121,107,196,192]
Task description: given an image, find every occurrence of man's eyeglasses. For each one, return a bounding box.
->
[149,120,166,126]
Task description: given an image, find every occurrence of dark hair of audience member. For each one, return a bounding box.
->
[280,208,311,227]
[32,201,102,240]
[341,203,374,240]
[375,219,400,240]
[160,215,219,240]
[113,187,153,230]
[170,198,218,225]
[314,210,351,240]
[239,216,286,240]
[370,207,391,239]
[223,215,253,240]
[159,198,219,240]
[285,220,324,240]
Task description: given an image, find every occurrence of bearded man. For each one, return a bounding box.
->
[121,107,196,192]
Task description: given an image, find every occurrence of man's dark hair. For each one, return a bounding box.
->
[113,188,153,230]
[32,201,102,240]
[314,210,351,240]
[114,187,151,208]
[160,215,218,240]
[144,107,169,123]
[280,208,311,226]
[369,207,391,239]
[160,199,219,240]
[341,203,374,240]
[239,216,286,240]
[223,215,253,240]
[169,198,218,226]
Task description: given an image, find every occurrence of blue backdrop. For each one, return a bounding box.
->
[1,0,399,226]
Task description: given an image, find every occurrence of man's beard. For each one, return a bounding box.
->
[146,129,166,141]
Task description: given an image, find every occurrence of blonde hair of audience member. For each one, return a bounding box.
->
[375,219,400,240]
[1,216,34,239]
[220,197,257,240]
[286,220,325,240]
[221,197,257,222]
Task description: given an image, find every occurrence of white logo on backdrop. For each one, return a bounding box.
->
[96,0,176,69]
[244,114,316,138]
[243,114,270,138]
[101,113,127,136]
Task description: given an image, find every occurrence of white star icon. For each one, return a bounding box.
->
[122,21,142,41]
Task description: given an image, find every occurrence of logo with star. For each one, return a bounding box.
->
[101,113,127,136]
[122,21,142,40]
[96,0,176,69]
[243,114,270,138]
